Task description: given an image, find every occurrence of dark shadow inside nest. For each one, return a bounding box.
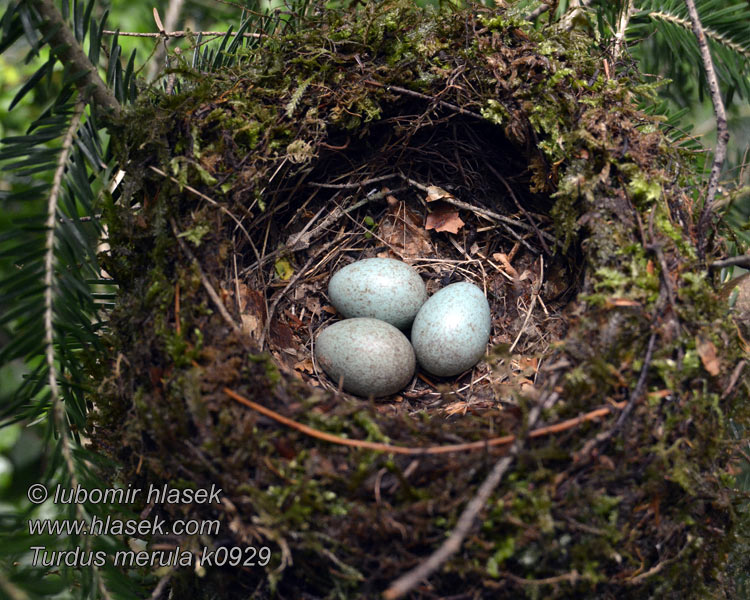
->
[229,115,580,411]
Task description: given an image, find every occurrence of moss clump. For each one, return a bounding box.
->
[90,2,750,598]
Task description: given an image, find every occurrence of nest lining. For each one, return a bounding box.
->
[229,117,573,409]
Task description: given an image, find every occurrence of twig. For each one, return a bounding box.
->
[308,174,398,189]
[170,218,241,335]
[624,537,692,584]
[148,1,185,81]
[615,332,657,429]
[103,29,262,39]
[498,570,582,587]
[149,570,174,600]
[570,332,657,467]
[721,360,746,400]
[525,3,552,21]
[401,175,551,252]
[224,387,622,456]
[35,0,121,118]
[364,79,484,121]
[284,188,404,252]
[685,0,730,258]
[149,165,255,249]
[509,257,544,353]
[613,0,634,60]
[383,387,557,600]
[709,254,750,270]
[484,160,552,253]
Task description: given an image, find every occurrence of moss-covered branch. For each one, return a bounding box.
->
[32,0,121,119]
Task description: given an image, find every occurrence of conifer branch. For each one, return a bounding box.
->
[648,10,750,60]
[46,99,86,487]
[683,0,730,256]
[32,0,121,118]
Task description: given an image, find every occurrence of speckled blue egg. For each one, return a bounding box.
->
[328,258,427,329]
[411,282,491,377]
[315,318,415,397]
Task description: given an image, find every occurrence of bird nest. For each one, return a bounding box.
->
[92,2,750,599]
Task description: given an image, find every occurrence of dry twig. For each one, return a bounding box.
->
[383,384,558,600]
[709,254,750,270]
[223,387,623,457]
[170,218,241,335]
[685,0,730,258]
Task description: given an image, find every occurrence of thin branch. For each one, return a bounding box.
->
[709,254,750,270]
[149,570,174,600]
[43,100,115,600]
[525,3,552,22]
[148,1,185,81]
[383,387,556,600]
[169,218,242,336]
[363,79,484,121]
[103,29,262,39]
[46,99,86,486]
[33,0,121,119]
[224,386,622,456]
[682,0,730,257]
[613,0,635,60]
[0,573,30,600]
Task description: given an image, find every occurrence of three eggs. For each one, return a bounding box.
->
[315,258,491,397]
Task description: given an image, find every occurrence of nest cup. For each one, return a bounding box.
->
[94,3,750,599]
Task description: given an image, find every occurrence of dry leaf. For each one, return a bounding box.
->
[696,334,720,376]
[379,198,433,258]
[270,319,295,350]
[492,252,520,279]
[444,402,468,416]
[425,185,457,203]
[425,201,465,234]
[241,313,262,339]
[294,358,314,374]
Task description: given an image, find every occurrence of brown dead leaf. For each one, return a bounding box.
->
[284,309,305,331]
[379,198,433,259]
[270,319,295,350]
[425,201,465,234]
[236,285,266,340]
[241,313,262,339]
[425,185,457,203]
[492,252,520,279]
[696,334,720,376]
[444,401,469,416]
[294,358,314,374]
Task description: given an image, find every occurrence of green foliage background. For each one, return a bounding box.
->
[0,0,748,598]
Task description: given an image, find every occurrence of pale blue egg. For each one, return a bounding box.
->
[315,318,415,397]
[328,258,427,329]
[411,282,491,377]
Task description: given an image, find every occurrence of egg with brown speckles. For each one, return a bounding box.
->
[328,258,427,329]
[315,318,415,397]
[411,282,491,377]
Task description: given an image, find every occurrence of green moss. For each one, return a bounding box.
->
[91,2,750,598]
